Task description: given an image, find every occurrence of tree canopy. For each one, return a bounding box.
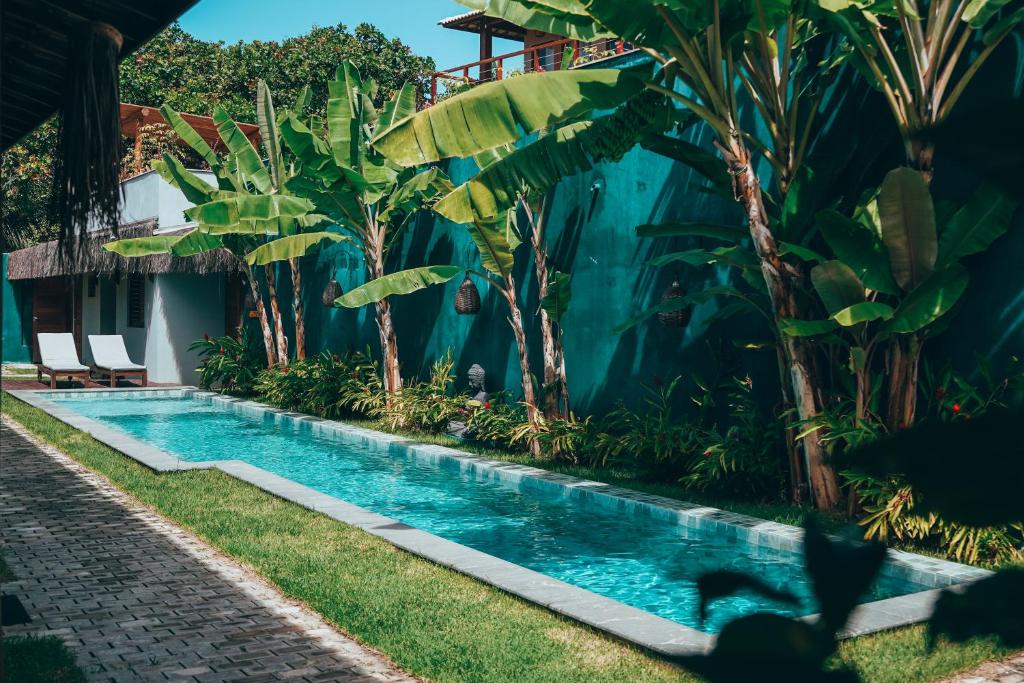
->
[0,21,435,251]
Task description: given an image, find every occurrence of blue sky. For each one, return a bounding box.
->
[178,0,520,70]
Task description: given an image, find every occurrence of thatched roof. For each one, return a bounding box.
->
[5,220,238,281]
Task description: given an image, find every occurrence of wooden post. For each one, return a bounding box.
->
[479,24,493,81]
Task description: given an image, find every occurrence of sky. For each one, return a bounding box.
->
[178,0,520,71]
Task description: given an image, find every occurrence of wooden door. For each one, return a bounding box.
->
[31,276,78,363]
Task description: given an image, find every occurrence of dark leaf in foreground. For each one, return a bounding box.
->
[841,411,1024,527]
[804,518,887,637]
[675,613,859,683]
[929,568,1024,650]
[697,570,801,624]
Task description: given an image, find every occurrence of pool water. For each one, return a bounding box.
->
[54,394,928,633]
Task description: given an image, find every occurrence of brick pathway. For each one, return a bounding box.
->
[0,420,416,683]
[936,653,1024,683]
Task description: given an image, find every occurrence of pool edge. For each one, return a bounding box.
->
[7,388,989,654]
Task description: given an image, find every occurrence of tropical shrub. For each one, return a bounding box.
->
[375,352,467,433]
[254,350,384,419]
[684,377,787,499]
[189,328,264,394]
[828,358,1024,564]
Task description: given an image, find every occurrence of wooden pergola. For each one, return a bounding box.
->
[119,102,261,176]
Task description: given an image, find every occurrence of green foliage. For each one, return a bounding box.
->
[2,635,86,683]
[188,328,266,395]
[254,350,384,419]
[375,352,467,433]
[334,266,463,308]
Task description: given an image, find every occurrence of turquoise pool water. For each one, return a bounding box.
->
[53,394,929,633]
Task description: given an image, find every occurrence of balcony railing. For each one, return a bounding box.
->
[429,37,636,103]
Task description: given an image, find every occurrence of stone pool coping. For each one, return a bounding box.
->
[9,387,991,656]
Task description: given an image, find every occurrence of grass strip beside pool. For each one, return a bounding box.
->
[1,391,1010,683]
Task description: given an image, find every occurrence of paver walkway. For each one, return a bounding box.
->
[0,419,416,683]
[937,654,1024,683]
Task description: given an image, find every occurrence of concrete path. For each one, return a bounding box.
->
[937,654,1024,683]
[0,419,415,683]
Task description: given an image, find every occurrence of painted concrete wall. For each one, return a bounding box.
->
[85,169,216,233]
[79,273,224,383]
[1,253,32,363]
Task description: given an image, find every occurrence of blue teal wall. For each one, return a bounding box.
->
[1,253,33,363]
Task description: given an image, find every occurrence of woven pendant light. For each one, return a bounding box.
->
[658,280,691,328]
[454,275,481,315]
[322,275,343,307]
[242,287,255,311]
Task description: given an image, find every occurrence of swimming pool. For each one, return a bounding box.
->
[26,388,987,651]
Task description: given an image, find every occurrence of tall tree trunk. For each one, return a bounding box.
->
[264,264,289,365]
[367,243,401,394]
[240,261,277,368]
[502,276,542,456]
[288,257,306,360]
[721,138,841,510]
[529,220,566,419]
[775,341,804,505]
[885,141,934,431]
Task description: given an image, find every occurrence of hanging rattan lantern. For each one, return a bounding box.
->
[322,275,343,307]
[242,287,255,311]
[658,280,691,328]
[454,275,481,315]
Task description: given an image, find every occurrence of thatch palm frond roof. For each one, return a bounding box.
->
[5,220,237,281]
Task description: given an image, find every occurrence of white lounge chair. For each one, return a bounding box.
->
[88,335,148,388]
[36,333,92,389]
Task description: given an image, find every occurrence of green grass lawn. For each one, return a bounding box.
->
[2,636,86,683]
[0,391,1010,683]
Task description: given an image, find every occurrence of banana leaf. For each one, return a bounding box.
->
[379,82,417,131]
[831,301,895,327]
[256,79,285,190]
[541,271,572,322]
[878,167,937,291]
[467,220,516,278]
[817,209,898,294]
[213,106,273,194]
[152,154,218,206]
[779,318,839,337]
[937,185,1017,266]
[457,0,614,40]
[244,232,348,266]
[810,261,865,315]
[335,265,464,308]
[372,70,643,165]
[882,264,969,334]
[186,194,314,231]
[104,230,223,258]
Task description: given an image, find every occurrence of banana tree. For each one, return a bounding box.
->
[786,168,1017,425]
[156,94,334,366]
[817,0,1022,429]
[276,63,456,394]
[456,0,850,507]
[108,93,338,368]
[333,215,547,454]
[426,89,674,418]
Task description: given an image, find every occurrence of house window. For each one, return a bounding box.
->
[127,274,145,328]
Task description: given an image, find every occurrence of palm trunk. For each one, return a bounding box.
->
[529,224,566,419]
[722,138,841,510]
[288,257,306,360]
[264,264,289,365]
[776,341,804,505]
[367,243,401,394]
[502,276,541,456]
[240,261,277,368]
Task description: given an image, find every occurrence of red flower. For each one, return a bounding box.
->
[935,387,946,399]
[703,448,712,459]
[484,401,491,410]
[219,347,225,354]
[952,403,961,413]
